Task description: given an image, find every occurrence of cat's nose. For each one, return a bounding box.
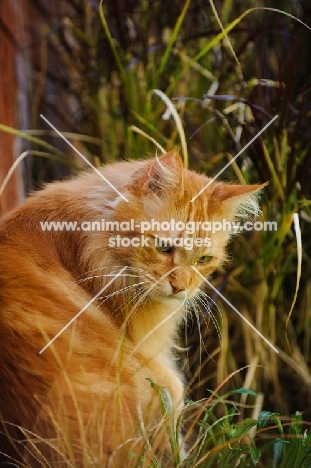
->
[170,281,185,295]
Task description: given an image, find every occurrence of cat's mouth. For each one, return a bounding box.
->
[153,288,188,303]
[148,278,191,303]
[169,290,187,300]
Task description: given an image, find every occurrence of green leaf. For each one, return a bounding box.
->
[249,444,261,465]
[234,419,258,438]
[257,411,279,430]
[291,412,303,435]
[146,378,172,418]
[273,439,290,468]
[237,388,258,397]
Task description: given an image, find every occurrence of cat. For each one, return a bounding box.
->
[0,151,264,466]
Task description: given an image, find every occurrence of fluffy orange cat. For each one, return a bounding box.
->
[0,151,263,466]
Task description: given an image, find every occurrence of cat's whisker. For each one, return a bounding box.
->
[138,271,157,282]
[187,297,205,373]
[194,290,220,342]
[74,265,146,282]
[76,272,141,287]
[197,290,223,343]
[197,289,222,320]
[185,290,222,376]
[98,281,148,306]
[111,285,150,320]
[125,287,153,324]
[126,266,184,322]
[121,291,146,316]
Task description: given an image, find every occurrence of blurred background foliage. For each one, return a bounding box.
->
[1,0,311,441]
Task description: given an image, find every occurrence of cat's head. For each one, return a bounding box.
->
[106,151,265,304]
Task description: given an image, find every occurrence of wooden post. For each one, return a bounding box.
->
[0,1,37,215]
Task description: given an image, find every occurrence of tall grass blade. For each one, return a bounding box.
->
[286,213,302,326]
[150,89,188,168]
[153,0,191,87]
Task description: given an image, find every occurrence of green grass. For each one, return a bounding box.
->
[133,383,311,467]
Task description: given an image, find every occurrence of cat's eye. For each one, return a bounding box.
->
[155,238,173,253]
[197,255,211,264]
[157,245,173,253]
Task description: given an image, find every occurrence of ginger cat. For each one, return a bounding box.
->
[0,151,263,466]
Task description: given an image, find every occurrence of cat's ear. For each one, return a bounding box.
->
[139,151,184,195]
[215,182,268,219]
